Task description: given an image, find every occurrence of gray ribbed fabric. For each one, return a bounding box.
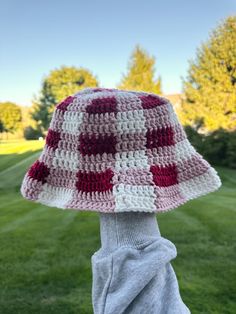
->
[99,212,161,252]
[91,212,191,314]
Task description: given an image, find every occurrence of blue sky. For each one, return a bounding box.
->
[1,0,235,106]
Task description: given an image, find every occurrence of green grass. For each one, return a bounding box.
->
[0,140,235,313]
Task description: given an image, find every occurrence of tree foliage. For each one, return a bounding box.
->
[0,102,22,133]
[118,45,162,94]
[185,125,236,169]
[180,16,236,132]
[21,106,40,140]
[23,126,42,140]
[31,66,99,134]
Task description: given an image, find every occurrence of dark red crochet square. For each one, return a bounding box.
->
[86,96,117,114]
[93,88,116,93]
[150,164,178,187]
[28,160,50,184]
[79,133,117,156]
[46,129,61,149]
[93,88,104,92]
[146,126,174,149]
[56,96,75,111]
[76,168,114,192]
[140,95,166,109]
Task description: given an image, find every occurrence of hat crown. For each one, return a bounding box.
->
[54,87,170,119]
[20,87,222,213]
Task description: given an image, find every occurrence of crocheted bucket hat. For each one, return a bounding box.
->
[20,87,222,213]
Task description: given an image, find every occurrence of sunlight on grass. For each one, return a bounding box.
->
[0,139,45,155]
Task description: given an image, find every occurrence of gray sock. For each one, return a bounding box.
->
[92,213,191,313]
[98,212,161,254]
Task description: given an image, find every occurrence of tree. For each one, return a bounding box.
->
[118,45,162,94]
[31,66,99,134]
[0,102,22,133]
[23,126,42,140]
[21,105,41,140]
[180,16,236,132]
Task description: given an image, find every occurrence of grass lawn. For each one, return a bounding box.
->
[0,140,235,313]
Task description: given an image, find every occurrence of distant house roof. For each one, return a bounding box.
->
[163,93,184,110]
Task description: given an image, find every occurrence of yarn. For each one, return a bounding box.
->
[20,87,222,213]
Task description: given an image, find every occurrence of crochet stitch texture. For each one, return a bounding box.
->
[20,87,222,213]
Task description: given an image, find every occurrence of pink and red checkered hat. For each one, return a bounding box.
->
[20,87,222,213]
